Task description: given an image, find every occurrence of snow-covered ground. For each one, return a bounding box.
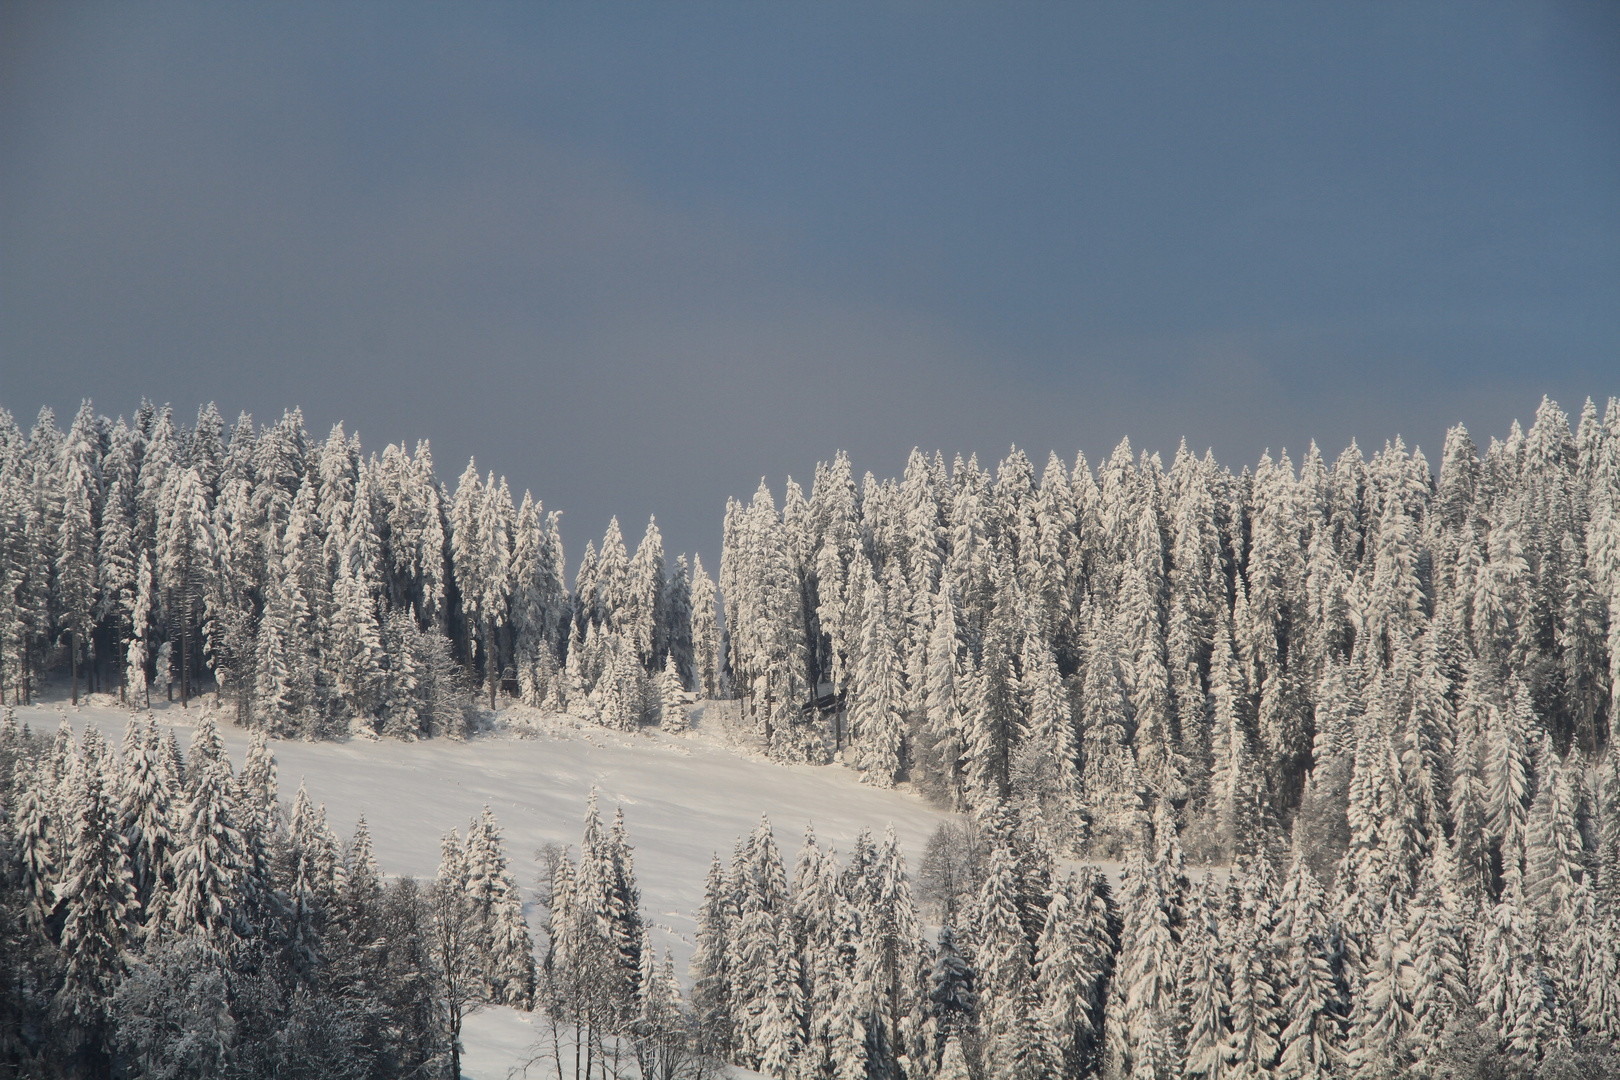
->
[14,692,952,1079]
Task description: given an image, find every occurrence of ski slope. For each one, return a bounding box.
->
[19,694,952,1079]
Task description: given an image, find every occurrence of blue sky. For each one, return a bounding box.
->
[2,2,1616,566]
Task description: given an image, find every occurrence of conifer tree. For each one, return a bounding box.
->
[1177,878,1230,1080]
[1225,906,1282,1080]
[14,760,60,932]
[975,845,1042,1080]
[627,516,667,671]
[473,809,536,1008]
[1208,613,1261,859]
[432,828,480,1080]
[1447,672,1493,903]
[660,654,687,731]
[1403,840,1468,1077]
[169,718,245,946]
[1036,872,1099,1080]
[1272,852,1341,1079]
[927,922,977,1074]
[853,556,905,786]
[1019,633,1081,835]
[157,465,217,706]
[1474,880,1560,1064]
[1110,845,1178,1080]
[924,586,969,807]
[1485,681,1533,890]
[118,718,177,936]
[55,752,137,1042]
[691,553,722,699]
[1080,610,1144,841]
[691,853,736,1059]
[968,602,1022,806]
[58,424,99,706]
[125,550,155,709]
[1344,904,1413,1080]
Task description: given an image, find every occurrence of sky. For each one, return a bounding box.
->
[2,2,1617,569]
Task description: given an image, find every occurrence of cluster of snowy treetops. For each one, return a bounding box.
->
[6,710,1620,1079]
[0,712,535,1078]
[0,399,716,736]
[720,396,1620,854]
[545,791,1620,1080]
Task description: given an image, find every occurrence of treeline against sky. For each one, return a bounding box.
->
[720,396,1620,852]
[694,395,1620,1076]
[3,389,1620,1077]
[0,400,719,735]
[5,395,1620,860]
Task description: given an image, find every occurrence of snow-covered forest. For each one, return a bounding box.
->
[0,711,536,1077]
[3,393,1620,1078]
[0,400,712,735]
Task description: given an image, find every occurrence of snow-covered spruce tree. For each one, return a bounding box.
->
[1222,856,1285,1080]
[1107,844,1177,1080]
[118,718,178,940]
[1037,869,1114,1080]
[966,596,1021,808]
[463,805,535,1007]
[157,465,218,707]
[510,491,568,706]
[691,553,723,699]
[57,409,99,706]
[450,463,515,709]
[1485,679,1533,893]
[660,653,688,731]
[791,826,843,1075]
[974,843,1046,1080]
[722,482,817,762]
[1343,900,1415,1080]
[691,852,737,1059]
[476,475,515,709]
[923,585,970,808]
[432,827,481,1080]
[1017,632,1082,844]
[12,757,60,933]
[865,825,923,1066]
[852,554,905,786]
[123,550,156,709]
[1402,838,1469,1078]
[168,718,246,947]
[1447,667,1494,905]
[926,921,978,1076]
[1176,877,1230,1080]
[727,816,803,1073]
[1079,608,1146,849]
[1120,496,1186,816]
[1474,878,1561,1065]
[1272,847,1344,1080]
[626,516,667,672]
[53,755,136,1053]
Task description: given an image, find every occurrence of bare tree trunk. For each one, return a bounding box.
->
[70,630,78,706]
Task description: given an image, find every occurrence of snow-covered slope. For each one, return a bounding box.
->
[17,694,951,1079]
